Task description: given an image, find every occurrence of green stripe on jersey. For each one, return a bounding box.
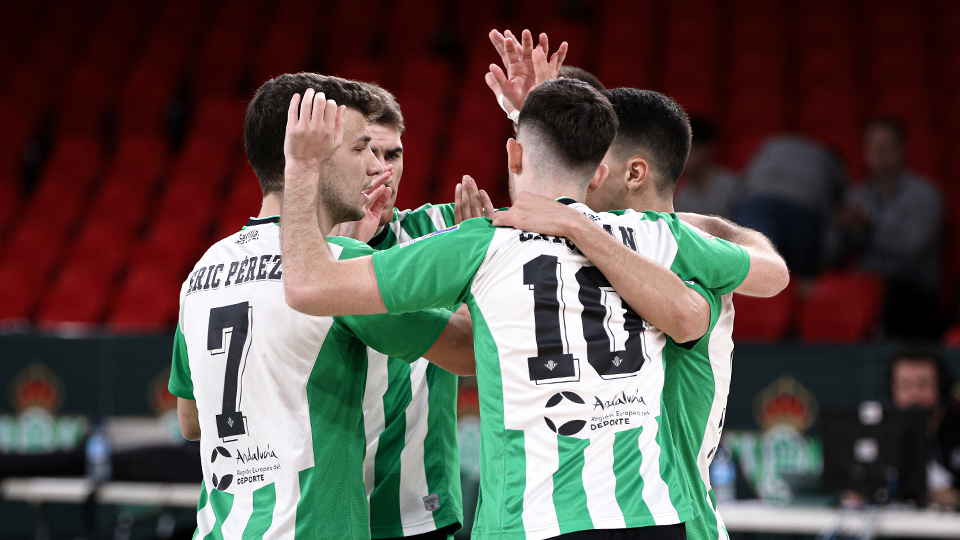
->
[554,437,591,534]
[365,202,463,537]
[204,490,234,540]
[241,483,276,540]
[193,481,208,540]
[612,426,651,526]
[424,362,464,527]
[369,360,413,537]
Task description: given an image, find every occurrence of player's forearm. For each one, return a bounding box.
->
[423,306,476,376]
[177,398,201,441]
[679,213,789,298]
[281,163,387,316]
[565,216,709,343]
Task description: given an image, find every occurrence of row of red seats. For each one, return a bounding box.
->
[733,272,884,343]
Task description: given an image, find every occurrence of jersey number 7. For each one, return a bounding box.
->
[524,255,647,384]
[208,302,252,441]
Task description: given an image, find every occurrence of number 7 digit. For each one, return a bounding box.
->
[208,302,252,440]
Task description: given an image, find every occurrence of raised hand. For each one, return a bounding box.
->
[284,88,346,174]
[487,29,568,114]
[454,175,496,223]
[336,166,394,242]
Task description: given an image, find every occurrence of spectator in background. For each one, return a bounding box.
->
[830,118,944,338]
[890,347,960,510]
[674,117,740,220]
[736,135,847,278]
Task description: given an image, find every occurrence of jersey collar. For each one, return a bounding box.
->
[244,216,280,228]
[555,197,599,220]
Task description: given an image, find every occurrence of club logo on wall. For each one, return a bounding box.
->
[753,375,818,433]
[1,363,87,454]
[10,363,63,414]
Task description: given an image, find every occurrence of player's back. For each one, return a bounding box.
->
[467,202,695,538]
[174,217,371,539]
[372,199,749,539]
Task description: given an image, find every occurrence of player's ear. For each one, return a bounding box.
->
[625,156,649,191]
[587,164,609,193]
[506,138,523,175]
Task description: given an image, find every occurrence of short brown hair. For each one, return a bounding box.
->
[361,82,405,133]
[244,73,385,195]
[518,78,618,179]
[559,65,606,91]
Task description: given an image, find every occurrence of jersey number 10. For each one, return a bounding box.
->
[207,302,252,441]
[524,255,647,384]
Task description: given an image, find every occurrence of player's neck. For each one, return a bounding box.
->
[526,180,587,204]
[626,188,674,214]
[258,193,283,219]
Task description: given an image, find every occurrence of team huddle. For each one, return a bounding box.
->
[168,30,789,540]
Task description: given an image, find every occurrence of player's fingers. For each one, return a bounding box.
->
[463,175,480,219]
[364,165,393,195]
[521,29,534,57]
[333,105,346,148]
[533,48,551,83]
[320,98,336,131]
[301,88,316,124]
[490,64,510,90]
[287,93,301,128]
[538,32,549,55]
[312,92,327,127]
[489,30,508,62]
[454,183,463,223]
[480,189,496,218]
[485,71,503,97]
[366,185,392,216]
[555,42,569,69]
[503,35,520,64]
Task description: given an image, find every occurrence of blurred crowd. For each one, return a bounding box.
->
[675,118,945,339]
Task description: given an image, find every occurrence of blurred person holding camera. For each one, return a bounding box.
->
[889,347,960,510]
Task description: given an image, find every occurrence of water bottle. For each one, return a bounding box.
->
[85,423,112,483]
[710,444,736,504]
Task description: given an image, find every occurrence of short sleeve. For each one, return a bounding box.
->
[168,325,194,400]
[330,234,455,363]
[666,214,750,295]
[672,281,722,350]
[338,308,452,363]
[373,217,496,314]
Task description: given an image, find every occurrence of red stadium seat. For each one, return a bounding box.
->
[797,272,884,343]
[0,263,39,322]
[108,265,183,333]
[731,281,797,342]
[35,265,113,325]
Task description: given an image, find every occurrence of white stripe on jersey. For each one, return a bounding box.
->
[390,215,414,244]
[521,433,562,540]
[196,494,216,538]
[399,359,437,535]
[266,474,300,540]
[582,441,626,529]
[423,206,449,234]
[698,293,735,540]
[221,490,253,538]
[637,328,678,525]
[363,349,390,504]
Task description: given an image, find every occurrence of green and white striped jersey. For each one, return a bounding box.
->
[168,217,451,540]
[663,291,735,540]
[363,203,463,538]
[370,200,750,540]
